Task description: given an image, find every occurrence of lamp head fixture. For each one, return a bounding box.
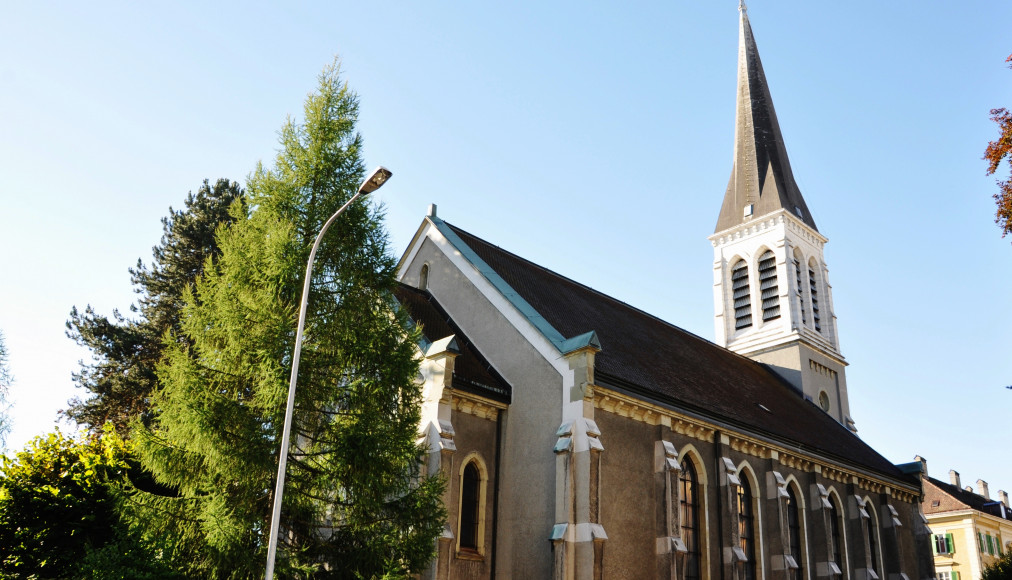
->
[359,166,393,195]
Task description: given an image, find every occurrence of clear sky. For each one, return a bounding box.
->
[2,2,1010,495]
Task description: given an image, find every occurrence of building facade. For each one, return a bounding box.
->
[396,7,934,580]
[920,460,1012,580]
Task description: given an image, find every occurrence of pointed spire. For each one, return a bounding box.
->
[715,8,818,233]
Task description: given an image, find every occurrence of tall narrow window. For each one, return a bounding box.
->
[738,477,757,580]
[680,458,701,580]
[786,486,803,580]
[794,252,806,325]
[732,259,753,330]
[829,499,843,573]
[459,462,481,551]
[758,250,780,322]
[419,264,429,290]
[808,264,821,332]
[867,514,880,577]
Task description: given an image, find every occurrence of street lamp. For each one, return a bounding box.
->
[264,166,393,579]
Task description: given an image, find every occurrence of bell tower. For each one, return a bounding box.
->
[708,5,855,431]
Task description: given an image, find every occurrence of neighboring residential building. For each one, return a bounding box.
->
[919,458,1012,580]
[397,6,934,580]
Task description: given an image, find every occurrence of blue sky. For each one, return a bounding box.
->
[2,2,1010,494]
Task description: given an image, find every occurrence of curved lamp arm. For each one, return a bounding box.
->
[265,166,392,579]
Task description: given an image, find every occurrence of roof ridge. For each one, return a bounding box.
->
[442,219,723,347]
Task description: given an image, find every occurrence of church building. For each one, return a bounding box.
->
[395,7,934,580]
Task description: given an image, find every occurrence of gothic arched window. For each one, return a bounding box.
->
[680,458,701,580]
[737,476,757,580]
[793,249,807,326]
[867,510,880,577]
[808,260,822,333]
[758,249,780,322]
[787,486,804,580]
[459,461,481,551]
[829,497,844,574]
[732,259,753,330]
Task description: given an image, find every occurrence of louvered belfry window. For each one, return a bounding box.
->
[731,260,752,330]
[758,250,780,322]
[794,258,806,325]
[808,265,821,332]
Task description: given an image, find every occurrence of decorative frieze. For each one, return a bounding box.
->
[450,392,504,421]
[593,389,713,441]
[728,434,773,459]
[592,386,921,503]
[779,452,814,471]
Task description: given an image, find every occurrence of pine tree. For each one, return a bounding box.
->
[66,179,244,435]
[132,61,444,579]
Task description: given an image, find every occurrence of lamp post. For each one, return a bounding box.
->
[264,166,393,579]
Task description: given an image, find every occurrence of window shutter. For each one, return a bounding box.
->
[732,260,753,330]
[946,533,954,554]
[979,532,986,552]
[758,250,780,322]
[951,572,959,580]
[932,535,938,555]
[988,534,996,555]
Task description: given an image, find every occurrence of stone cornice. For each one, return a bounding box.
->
[449,388,505,421]
[591,385,919,502]
[710,210,828,250]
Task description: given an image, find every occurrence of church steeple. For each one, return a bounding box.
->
[715,5,816,234]
[708,7,856,432]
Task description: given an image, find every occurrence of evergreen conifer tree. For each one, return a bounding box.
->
[132,62,444,579]
[66,179,244,435]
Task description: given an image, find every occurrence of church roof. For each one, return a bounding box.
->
[715,7,818,234]
[431,216,910,484]
[923,477,1012,520]
[395,283,512,404]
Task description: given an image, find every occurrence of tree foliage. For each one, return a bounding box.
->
[66,179,244,435]
[0,428,178,579]
[983,549,1012,580]
[985,54,1012,238]
[131,61,444,579]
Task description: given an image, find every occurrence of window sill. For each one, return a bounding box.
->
[455,548,485,561]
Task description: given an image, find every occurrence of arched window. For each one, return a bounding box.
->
[808,261,821,332]
[793,249,806,326]
[732,259,753,330]
[828,497,844,575]
[786,486,803,580]
[419,263,429,290]
[758,249,780,322]
[459,462,480,550]
[866,510,880,578]
[737,476,757,580]
[681,458,701,580]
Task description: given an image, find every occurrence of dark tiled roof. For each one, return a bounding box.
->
[715,9,817,234]
[445,221,910,482]
[924,477,1012,520]
[395,283,511,404]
